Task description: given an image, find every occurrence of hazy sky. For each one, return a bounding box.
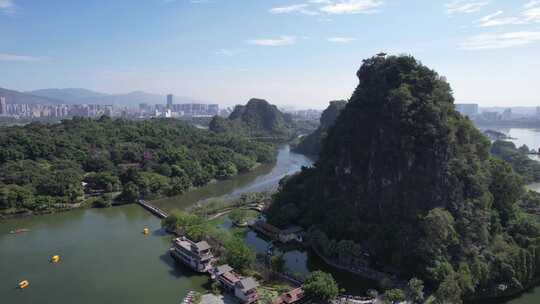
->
[1,0,539,109]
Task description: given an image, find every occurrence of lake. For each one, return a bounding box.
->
[0,145,313,304]
[0,205,209,304]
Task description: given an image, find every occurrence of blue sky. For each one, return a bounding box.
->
[1,0,539,109]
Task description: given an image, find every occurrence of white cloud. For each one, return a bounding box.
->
[247,36,297,46]
[268,1,383,16]
[270,4,309,14]
[523,1,540,22]
[0,53,43,62]
[446,1,489,14]
[476,1,540,27]
[327,37,356,43]
[320,0,383,14]
[476,10,523,26]
[0,0,15,14]
[524,1,540,9]
[459,31,540,50]
[269,3,320,15]
[477,10,503,22]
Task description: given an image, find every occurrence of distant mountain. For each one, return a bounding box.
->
[0,87,63,104]
[79,91,165,106]
[27,88,108,103]
[26,88,210,107]
[209,98,296,139]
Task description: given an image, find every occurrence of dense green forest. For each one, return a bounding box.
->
[0,117,276,215]
[293,100,347,156]
[267,55,540,302]
[491,140,540,183]
[210,98,296,140]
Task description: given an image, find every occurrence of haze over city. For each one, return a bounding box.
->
[1,0,539,108]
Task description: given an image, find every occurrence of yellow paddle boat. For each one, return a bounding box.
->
[18,280,29,289]
[51,255,60,263]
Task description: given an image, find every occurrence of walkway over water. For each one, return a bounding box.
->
[138,200,169,218]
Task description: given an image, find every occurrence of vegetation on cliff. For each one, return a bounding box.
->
[293,100,347,156]
[210,98,296,140]
[0,117,275,214]
[267,55,540,302]
[491,140,540,183]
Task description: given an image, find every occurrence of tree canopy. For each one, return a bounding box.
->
[491,140,540,183]
[303,271,339,301]
[0,117,276,213]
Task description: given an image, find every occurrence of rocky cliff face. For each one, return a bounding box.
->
[294,100,346,156]
[268,55,540,302]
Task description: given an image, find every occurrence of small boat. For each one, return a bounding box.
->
[143,227,149,235]
[51,255,60,263]
[10,228,30,234]
[18,280,29,289]
[181,291,196,304]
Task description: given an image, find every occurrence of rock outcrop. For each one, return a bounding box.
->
[210,98,295,140]
[293,100,347,156]
[267,55,540,302]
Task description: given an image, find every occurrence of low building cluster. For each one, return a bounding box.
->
[273,287,305,304]
[0,99,113,119]
[250,221,304,243]
[169,235,306,304]
[211,265,260,304]
[170,237,214,273]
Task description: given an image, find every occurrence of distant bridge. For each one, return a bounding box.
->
[138,200,169,219]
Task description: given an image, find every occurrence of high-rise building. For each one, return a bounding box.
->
[208,104,219,115]
[482,111,499,121]
[167,94,174,109]
[455,103,479,117]
[502,108,512,120]
[0,96,6,115]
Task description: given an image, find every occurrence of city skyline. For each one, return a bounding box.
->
[1,0,540,108]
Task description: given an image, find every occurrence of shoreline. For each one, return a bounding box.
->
[0,159,276,221]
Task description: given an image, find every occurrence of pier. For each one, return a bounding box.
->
[138,200,169,219]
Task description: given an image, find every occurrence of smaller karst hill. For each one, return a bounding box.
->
[209,98,296,140]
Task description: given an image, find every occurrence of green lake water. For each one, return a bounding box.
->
[0,205,210,304]
[0,145,313,304]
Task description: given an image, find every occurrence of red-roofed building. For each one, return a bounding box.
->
[274,288,305,304]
